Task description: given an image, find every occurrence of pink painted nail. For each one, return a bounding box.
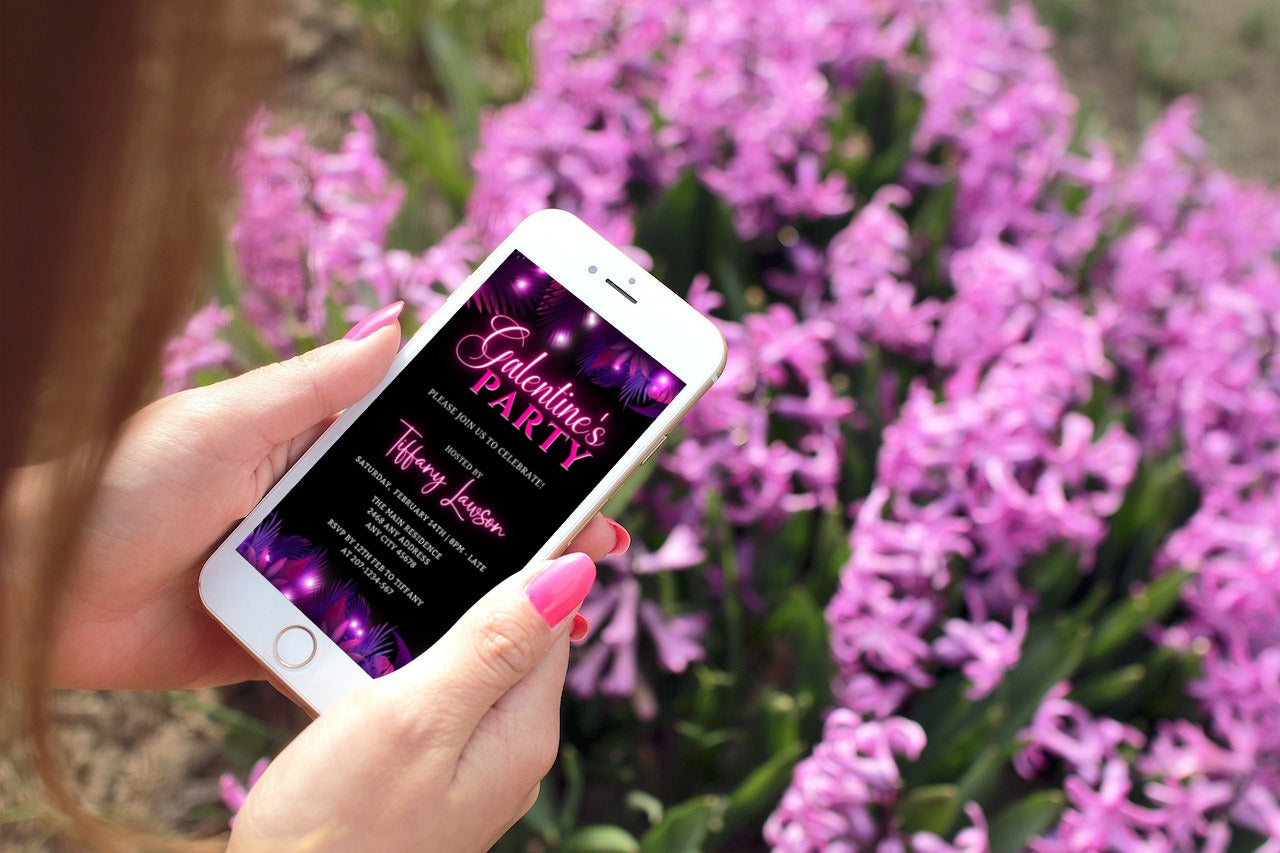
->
[526,553,596,628]
[570,614,590,643]
[345,301,404,341]
[604,517,631,556]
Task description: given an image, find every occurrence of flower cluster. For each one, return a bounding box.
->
[164,112,472,389]
[567,526,710,719]
[172,0,1279,847]
[764,710,925,852]
[231,110,407,347]
[161,304,233,394]
[1015,683,1278,851]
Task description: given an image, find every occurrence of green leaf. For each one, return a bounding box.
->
[954,741,1016,807]
[998,618,1091,742]
[560,745,585,832]
[672,721,738,752]
[716,742,805,840]
[639,797,718,853]
[987,790,1065,853]
[896,784,960,837]
[419,17,484,147]
[1086,570,1191,661]
[1071,664,1146,710]
[626,790,665,826]
[563,825,641,853]
[911,179,958,252]
[759,688,809,756]
[191,367,233,388]
[325,294,354,344]
[1025,546,1082,611]
[632,174,708,292]
[1226,827,1269,853]
[520,781,561,845]
[222,314,282,370]
[374,101,472,208]
[165,690,289,765]
[211,244,243,305]
[762,588,831,706]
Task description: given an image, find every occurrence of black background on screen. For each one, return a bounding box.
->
[250,251,682,663]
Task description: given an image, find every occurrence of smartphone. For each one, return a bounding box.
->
[199,209,727,714]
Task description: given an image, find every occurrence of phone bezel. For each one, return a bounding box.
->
[199,209,727,714]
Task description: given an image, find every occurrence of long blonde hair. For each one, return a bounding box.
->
[1,2,276,846]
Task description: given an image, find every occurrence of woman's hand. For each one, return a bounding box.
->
[38,305,627,689]
[229,553,595,851]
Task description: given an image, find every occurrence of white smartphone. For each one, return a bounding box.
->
[199,209,727,714]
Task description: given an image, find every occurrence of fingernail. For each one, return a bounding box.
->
[604,517,631,556]
[570,614,590,643]
[526,552,596,628]
[345,301,404,341]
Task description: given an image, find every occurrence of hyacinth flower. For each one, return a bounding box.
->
[1015,682,1146,786]
[912,805,990,853]
[161,0,1280,845]
[932,606,1029,701]
[161,303,234,394]
[764,710,926,852]
[567,525,708,719]
[219,757,270,828]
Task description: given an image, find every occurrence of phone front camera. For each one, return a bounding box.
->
[588,265,598,274]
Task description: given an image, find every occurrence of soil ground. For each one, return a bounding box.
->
[1031,0,1278,180]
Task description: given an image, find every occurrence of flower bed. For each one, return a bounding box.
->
[178,0,1280,849]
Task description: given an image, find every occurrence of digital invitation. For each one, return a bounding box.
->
[237,251,686,677]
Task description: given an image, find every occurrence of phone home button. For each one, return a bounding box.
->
[274,625,317,669]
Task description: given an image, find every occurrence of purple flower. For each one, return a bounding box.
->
[826,185,938,362]
[1015,682,1145,786]
[932,241,1061,371]
[161,303,234,393]
[932,606,1028,700]
[764,710,926,852]
[912,804,990,853]
[911,0,1077,250]
[567,527,709,718]
[219,757,270,827]
[1031,759,1169,853]
[666,283,854,528]
[231,111,409,349]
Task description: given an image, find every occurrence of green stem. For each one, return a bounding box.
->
[717,518,747,684]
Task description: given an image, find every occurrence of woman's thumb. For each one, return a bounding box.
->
[204,302,403,451]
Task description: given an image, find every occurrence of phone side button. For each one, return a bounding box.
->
[639,434,668,467]
[274,625,318,669]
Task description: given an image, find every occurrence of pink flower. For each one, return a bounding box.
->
[567,527,709,718]
[912,804,990,853]
[1015,683,1145,786]
[219,757,270,827]
[161,303,233,393]
[933,606,1029,700]
[765,711,926,852]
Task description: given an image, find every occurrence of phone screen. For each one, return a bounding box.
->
[234,251,687,677]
